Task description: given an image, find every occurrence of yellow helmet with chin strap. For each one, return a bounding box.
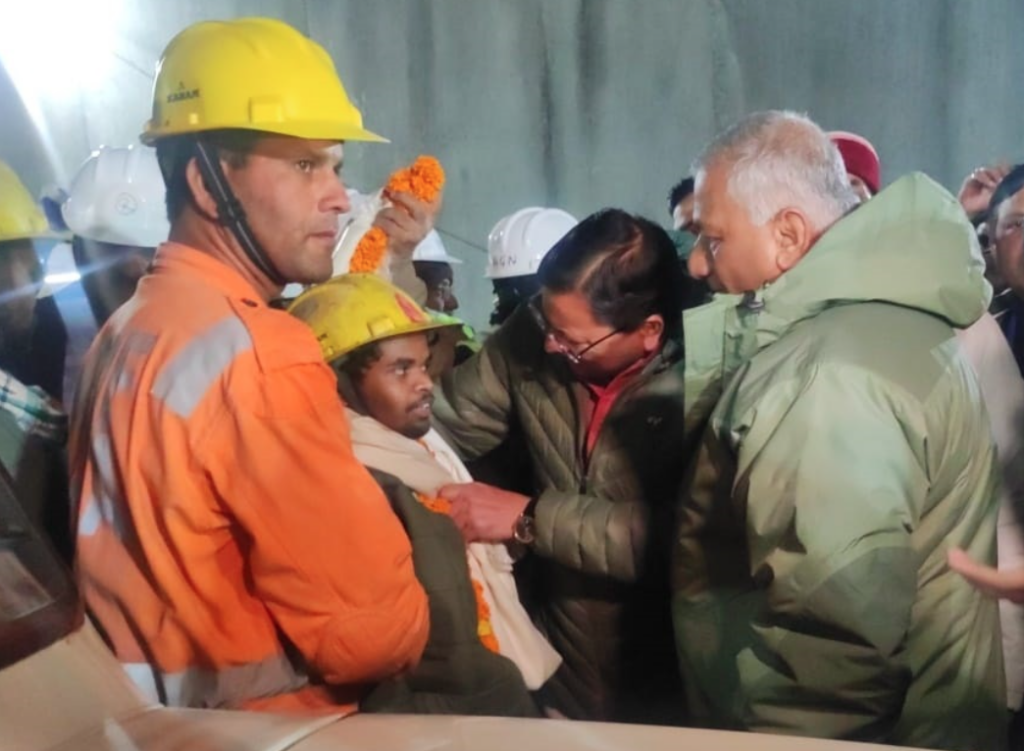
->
[141,17,386,144]
[288,274,457,364]
[141,18,387,288]
[0,161,55,243]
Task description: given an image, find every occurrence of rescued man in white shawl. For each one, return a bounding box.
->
[289,273,560,715]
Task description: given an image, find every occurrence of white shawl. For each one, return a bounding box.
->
[347,408,561,689]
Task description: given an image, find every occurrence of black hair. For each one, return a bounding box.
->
[335,341,382,385]
[667,176,695,216]
[986,164,1024,224]
[155,129,263,223]
[537,208,686,340]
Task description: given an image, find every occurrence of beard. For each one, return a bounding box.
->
[398,394,434,439]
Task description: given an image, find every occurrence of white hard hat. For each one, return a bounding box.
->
[486,207,577,279]
[62,145,169,247]
[412,229,462,264]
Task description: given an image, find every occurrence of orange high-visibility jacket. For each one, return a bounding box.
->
[70,243,429,712]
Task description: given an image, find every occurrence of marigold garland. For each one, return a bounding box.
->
[349,155,446,274]
[418,494,452,516]
[348,227,388,273]
[415,491,500,654]
[471,579,501,654]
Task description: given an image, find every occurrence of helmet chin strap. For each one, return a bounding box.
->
[193,140,287,287]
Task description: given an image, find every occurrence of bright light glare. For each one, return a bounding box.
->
[44,271,82,285]
[0,0,125,101]
[42,242,79,290]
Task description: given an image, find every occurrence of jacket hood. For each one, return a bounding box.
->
[755,172,990,345]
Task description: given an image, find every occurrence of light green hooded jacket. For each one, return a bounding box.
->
[673,173,1006,750]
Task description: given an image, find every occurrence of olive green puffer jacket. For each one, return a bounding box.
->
[433,307,703,723]
[362,469,537,718]
[674,173,1006,751]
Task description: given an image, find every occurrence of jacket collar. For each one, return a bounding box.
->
[151,242,268,307]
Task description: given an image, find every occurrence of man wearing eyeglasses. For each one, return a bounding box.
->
[431,207,696,724]
[977,165,1024,377]
[948,163,1024,746]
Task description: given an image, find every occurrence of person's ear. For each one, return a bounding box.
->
[638,314,664,353]
[773,208,814,273]
[184,157,220,220]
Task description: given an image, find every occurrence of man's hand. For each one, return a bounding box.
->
[957,164,1011,218]
[439,482,531,543]
[948,547,1024,603]
[376,190,443,259]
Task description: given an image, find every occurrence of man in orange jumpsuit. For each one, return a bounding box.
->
[70,18,430,713]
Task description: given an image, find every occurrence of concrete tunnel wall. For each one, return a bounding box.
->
[2,0,1023,331]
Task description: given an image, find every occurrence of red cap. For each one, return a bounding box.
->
[829,131,881,195]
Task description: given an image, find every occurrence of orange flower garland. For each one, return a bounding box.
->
[418,494,452,516]
[414,492,501,654]
[471,580,501,654]
[349,156,446,274]
[348,227,388,273]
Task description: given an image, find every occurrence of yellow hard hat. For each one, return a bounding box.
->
[0,161,53,243]
[288,274,457,363]
[141,17,387,145]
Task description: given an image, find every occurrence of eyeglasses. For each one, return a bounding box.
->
[527,296,623,365]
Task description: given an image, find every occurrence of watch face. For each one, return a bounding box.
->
[514,514,536,545]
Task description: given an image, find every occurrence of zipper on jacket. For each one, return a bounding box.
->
[741,290,765,312]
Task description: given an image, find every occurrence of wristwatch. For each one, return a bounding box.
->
[512,496,540,545]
